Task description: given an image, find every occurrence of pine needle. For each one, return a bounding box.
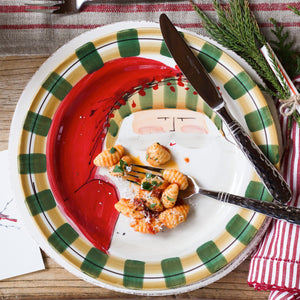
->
[189,0,299,124]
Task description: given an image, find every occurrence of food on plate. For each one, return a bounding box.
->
[93,145,124,167]
[136,188,164,212]
[161,183,179,209]
[114,198,144,219]
[158,202,190,229]
[146,142,171,166]
[110,155,132,176]
[94,143,189,234]
[130,217,163,235]
[162,168,189,190]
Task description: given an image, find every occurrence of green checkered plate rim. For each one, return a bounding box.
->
[12,22,279,295]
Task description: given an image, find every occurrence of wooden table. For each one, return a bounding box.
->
[0,56,270,300]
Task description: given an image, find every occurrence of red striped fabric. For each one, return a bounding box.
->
[248,104,300,298]
[1,2,300,13]
[0,1,299,55]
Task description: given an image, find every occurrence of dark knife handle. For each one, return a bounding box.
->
[199,188,299,224]
[217,105,291,204]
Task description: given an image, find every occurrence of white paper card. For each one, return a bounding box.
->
[0,150,45,280]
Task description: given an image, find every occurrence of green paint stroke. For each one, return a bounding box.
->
[123,260,145,289]
[81,247,108,278]
[196,241,227,273]
[226,214,258,246]
[161,257,186,288]
[25,189,56,216]
[117,28,140,57]
[48,223,79,254]
[76,42,104,74]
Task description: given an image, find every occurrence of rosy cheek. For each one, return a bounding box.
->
[137,126,165,134]
[180,125,208,134]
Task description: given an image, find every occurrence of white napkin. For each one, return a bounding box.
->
[0,150,44,280]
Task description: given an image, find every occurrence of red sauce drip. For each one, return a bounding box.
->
[46,57,178,253]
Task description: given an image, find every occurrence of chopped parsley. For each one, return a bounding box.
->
[109,147,117,154]
[141,181,153,191]
[112,159,128,175]
[167,196,175,202]
[112,165,124,175]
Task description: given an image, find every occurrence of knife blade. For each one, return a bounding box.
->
[159,13,291,204]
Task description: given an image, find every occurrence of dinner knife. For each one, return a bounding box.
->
[159,13,292,204]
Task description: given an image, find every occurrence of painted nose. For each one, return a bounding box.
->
[167,117,175,132]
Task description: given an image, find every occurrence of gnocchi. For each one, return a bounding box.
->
[146,142,171,166]
[161,183,179,209]
[136,189,164,212]
[110,155,132,176]
[94,142,190,234]
[114,198,144,219]
[162,169,189,190]
[130,217,163,235]
[94,145,124,167]
[159,202,190,229]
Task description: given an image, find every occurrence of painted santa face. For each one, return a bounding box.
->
[132,109,209,135]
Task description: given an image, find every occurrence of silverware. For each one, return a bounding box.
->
[125,164,300,225]
[159,13,292,204]
[25,0,89,13]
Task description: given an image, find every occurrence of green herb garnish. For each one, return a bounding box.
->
[112,165,124,175]
[141,181,153,191]
[167,196,175,202]
[109,147,117,154]
[189,0,300,125]
[112,159,128,175]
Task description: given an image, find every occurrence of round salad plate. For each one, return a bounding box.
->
[9,21,280,295]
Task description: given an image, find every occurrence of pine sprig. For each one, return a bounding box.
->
[189,0,288,99]
[269,18,300,80]
[189,0,300,124]
[288,5,300,16]
[268,16,300,124]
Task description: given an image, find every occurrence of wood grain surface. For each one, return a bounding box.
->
[0,56,270,300]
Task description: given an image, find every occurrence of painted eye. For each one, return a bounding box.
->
[157,117,169,121]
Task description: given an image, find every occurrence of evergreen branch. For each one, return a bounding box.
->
[189,0,300,125]
[269,18,300,80]
[189,0,287,98]
[288,5,300,16]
